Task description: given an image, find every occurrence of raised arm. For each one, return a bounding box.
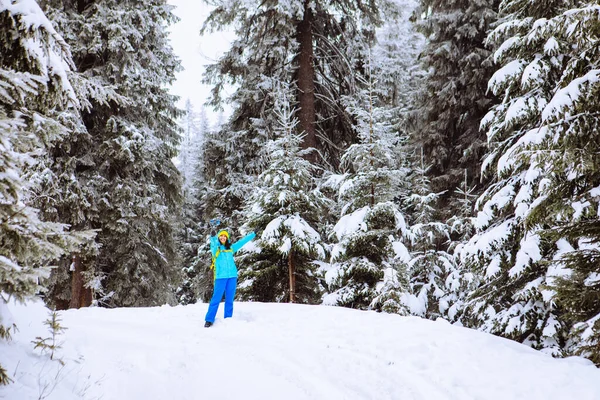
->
[210,235,219,257]
[208,220,220,256]
[231,232,256,253]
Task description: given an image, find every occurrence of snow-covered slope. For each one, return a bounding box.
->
[2,300,600,400]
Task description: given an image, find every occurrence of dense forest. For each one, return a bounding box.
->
[1,0,599,383]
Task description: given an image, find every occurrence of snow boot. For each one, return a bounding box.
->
[204,321,213,328]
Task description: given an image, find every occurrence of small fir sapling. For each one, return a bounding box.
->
[32,310,67,365]
[0,298,14,385]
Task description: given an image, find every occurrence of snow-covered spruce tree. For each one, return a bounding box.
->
[412,0,499,214]
[323,77,410,313]
[190,115,231,303]
[371,0,425,172]
[199,119,261,233]
[0,0,93,383]
[459,0,576,354]
[403,151,464,320]
[363,1,458,318]
[372,0,424,110]
[199,1,298,232]
[443,169,479,320]
[179,100,204,195]
[516,3,600,364]
[200,0,388,222]
[237,89,326,303]
[40,0,183,307]
[27,0,116,310]
[176,103,210,305]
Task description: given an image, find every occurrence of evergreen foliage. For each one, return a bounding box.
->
[199,0,390,229]
[412,0,499,213]
[0,0,93,382]
[0,0,92,304]
[0,365,9,386]
[202,0,385,165]
[403,154,463,320]
[372,0,424,110]
[199,120,259,232]
[0,298,14,385]
[238,88,326,303]
[176,102,210,305]
[444,170,478,320]
[323,74,410,314]
[2,0,600,371]
[459,0,578,354]
[517,3,600,364]
[31,310,67,364]
[179,100,204,196]
[40,0,183,307]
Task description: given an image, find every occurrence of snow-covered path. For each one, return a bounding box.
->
[4,301,600,400]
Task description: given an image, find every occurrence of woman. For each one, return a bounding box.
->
[204,228,256,327]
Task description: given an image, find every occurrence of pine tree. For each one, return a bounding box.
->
[412,0,499,215]
[0,0,92,383]
[0,0,94,306]
[199,0,389,232]
[180,100,199,194]
[40,0,183,307]
[202,0,385,166]
[445,169,478,321]
[372,0,424,110]
[176,102,210,305]
[459,0,575,354]
[238,87,326,303]
[30,0,115,310]
[324,72,410,313]
[189,113,228,303]
[403,151,462,320]
[199,120,263,232]
[31,310,67,364]
[178,101,208,198]
[518,3,600,364]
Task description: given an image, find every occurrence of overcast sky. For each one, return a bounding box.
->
[167,0,233,123]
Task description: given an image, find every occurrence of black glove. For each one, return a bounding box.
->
[209,218,221,237]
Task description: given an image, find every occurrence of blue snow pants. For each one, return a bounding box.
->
[205,277,237,323]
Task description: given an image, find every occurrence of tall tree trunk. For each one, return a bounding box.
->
[288,250,296,303]
[69,254,92,309]
[296,0,317,164]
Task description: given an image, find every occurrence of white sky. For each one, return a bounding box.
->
[167,0,234,122]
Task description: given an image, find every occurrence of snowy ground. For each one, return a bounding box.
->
[2,300,600,400]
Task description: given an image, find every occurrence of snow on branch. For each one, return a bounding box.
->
[542,69,600,123]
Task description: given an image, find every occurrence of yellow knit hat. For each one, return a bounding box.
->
[217,230,230,239]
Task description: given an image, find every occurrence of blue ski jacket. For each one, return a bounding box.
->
[210,231,256,279]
